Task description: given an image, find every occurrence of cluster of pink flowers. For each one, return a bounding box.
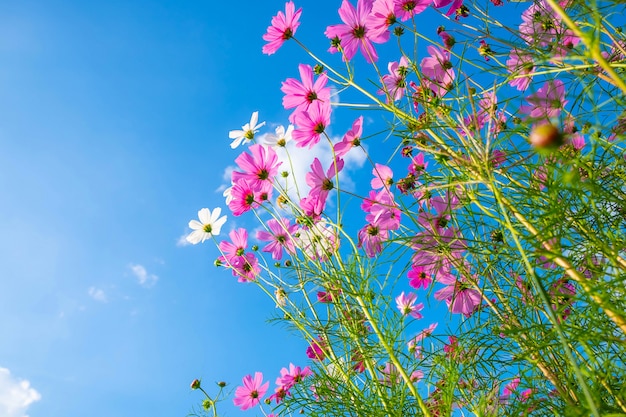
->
[233,364,312,411]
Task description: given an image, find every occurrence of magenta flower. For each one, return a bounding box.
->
[306,156,345,202]
[378,56,410,102]
[394,0,433,21]
[218,228,260,282]
[420,45,455,97]
[292,101,332,149]
[395,291,424,318]
[380,362,400,386]
[228,180,271,216]
[334,116,363,157]
[232,144,282,192]
[358,223,389,257]
[520,79,568,120]
[368,0,396,40]
[432,0,463,16]
[324,0,389,63]
[408,263,432,289]
[434,274,482,316]
[306,337,327,361]
[257,218,297,260]
[371,163,393,190]
[507,49,535,91]
[277,363,313,390]
[362,189,401,231]
[281,64,331,122]
[262,1,302,55]
[233,372,269,410]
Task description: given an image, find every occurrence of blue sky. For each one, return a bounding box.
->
[0,0,541,416]
[0,1,335,415]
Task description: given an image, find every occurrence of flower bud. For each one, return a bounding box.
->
[190,379,201,390]
[217,381,227,387]
[529,123,563,149]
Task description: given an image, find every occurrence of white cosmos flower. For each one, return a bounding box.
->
[228,111,266,149]
[263,124,294,148]
[186,207,227,244]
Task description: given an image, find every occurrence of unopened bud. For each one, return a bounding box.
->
[217,381,227,388]
[190,379,201,390]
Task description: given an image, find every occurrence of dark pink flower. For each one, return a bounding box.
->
[395,0,433,21]
[408,263,432,289]
[432,0,463,17]
[292,101,332,148]
[228,180,270,216]
[324,0,388,64]
[306,337,327,361]
[232,144,281,191]
[262,1,302,55]
[233,372,269,410]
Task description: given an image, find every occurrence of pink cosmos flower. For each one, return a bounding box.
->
[281,64,331,122]
[507,49,535,91]
[228,180,271,216]
[378,56,410,102]
[306,157,345,203]
[368,0,396,40]
[520,80,568,120]
[277,363,313,390]
[268,386,289,404]
[233,372,269,410]
[432,0,462,16]
[218,228,260,282]
[358,223,389,257]
[324,0,389,63]
[395,291,424,318]
[306,337,327,361]
[334,116,363,157]
[407,263,432,289]
[421,45,455,96]
[362,189,402,231]
[262,1,302,55]
[434,274,482,316]
[257,218,297,260]
[394,0,433,21]
[500,377,521,402]
[380,362,400,386]
[232,144,281,192]
[292,101,332,149]
[371,163,393,190]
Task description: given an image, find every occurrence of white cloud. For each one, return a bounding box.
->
[87,287,107,303]
[176,233,191,247]
[0,367,41,417]
[129,264,158,288]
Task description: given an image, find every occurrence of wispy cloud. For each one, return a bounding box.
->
[0,367,41,417]
[129,264,158,288]
[87,287,107,303]
[176,233,191,247]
